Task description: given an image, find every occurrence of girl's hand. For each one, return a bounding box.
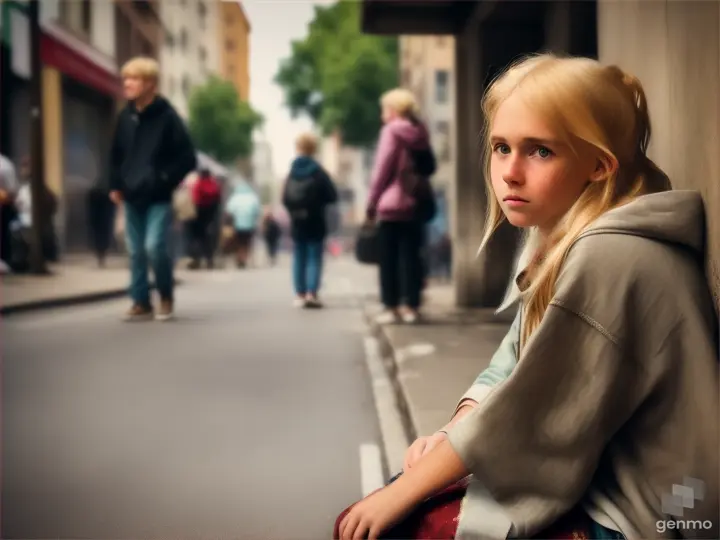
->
[338,484,415,540]
[403,431,447,471]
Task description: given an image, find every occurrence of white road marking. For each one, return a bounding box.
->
[363,336,410,480]
[360,443,385,498]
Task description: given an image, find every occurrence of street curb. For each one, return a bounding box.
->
[1,288,129,316]
[1,280,183,316]
[362,305,419,444]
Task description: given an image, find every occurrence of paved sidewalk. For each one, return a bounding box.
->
[365,285,514,445]
[0,255,193,315]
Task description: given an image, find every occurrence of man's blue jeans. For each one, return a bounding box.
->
[293,240,324,295]
[125,202,174,306]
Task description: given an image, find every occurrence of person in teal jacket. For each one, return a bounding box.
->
[225,179,261,268]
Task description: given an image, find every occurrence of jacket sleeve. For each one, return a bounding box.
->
[321,169,338,205]
[446,304,648,537]
[453,306,522,412]
[160,112,197,190]
[281,176,291,210]
[108,118,123,193]
[366,125,401,213]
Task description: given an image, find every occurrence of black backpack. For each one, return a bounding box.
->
[401,145,437,223]
[284,170,324,220]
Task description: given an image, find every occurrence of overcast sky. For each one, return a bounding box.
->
[243,0,331,178]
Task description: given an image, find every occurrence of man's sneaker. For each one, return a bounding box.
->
[155,299,174,321]
[375,310,401,325]
[293,297,306,308]
[304,295,323,309]
[123,304,153,322]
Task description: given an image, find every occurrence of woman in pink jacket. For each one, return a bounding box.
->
[366,89,433,325]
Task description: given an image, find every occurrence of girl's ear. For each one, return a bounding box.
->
[590,154,618,183]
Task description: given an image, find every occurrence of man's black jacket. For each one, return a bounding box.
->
[109,96,197,207]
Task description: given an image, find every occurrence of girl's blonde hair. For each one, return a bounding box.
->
[479,54,671,347]
[380,88,420,119]
[121,57,160,82]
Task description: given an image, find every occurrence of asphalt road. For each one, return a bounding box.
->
[2,256,382,540]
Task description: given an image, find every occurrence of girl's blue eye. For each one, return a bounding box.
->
[536,146,552,158]
[494,143,510,155]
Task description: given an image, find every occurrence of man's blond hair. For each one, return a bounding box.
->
[381,88,419,118]
[296,132,318,156]
[121,57,159,82]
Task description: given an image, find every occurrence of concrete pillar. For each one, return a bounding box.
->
[42,67,63,199]
[452,12,491,307]
[42,66,64,249]
[598,0,720,309]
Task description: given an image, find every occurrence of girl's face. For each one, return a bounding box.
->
[489,93,601,237]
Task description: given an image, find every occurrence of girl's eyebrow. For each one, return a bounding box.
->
[490,135,562,147]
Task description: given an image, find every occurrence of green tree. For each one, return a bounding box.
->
[275,1,398,147]
[188,76,264,164]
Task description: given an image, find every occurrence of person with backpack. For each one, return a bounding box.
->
[366,88,437,325]
[188,168,221,269]
[282,133,338,309]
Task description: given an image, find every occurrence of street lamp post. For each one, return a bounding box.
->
[28,0,48,274]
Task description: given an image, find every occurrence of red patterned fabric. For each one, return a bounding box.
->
[333,479,597,540]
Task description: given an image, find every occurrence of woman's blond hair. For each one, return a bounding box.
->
[479,53,671,347]
[380,88,420,119]
[121,57,159,82]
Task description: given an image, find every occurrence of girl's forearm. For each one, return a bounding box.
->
[442,401,477,431]
[390,439,469,506]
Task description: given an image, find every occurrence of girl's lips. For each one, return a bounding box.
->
[503,197,529,207]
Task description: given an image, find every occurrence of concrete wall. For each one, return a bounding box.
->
[91,1,116,59]
[598,0,720,308]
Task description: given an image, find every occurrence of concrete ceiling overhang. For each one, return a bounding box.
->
[361,0,479,35]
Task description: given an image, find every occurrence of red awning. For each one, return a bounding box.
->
[41,32,121,97]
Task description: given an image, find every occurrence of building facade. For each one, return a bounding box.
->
[0,0,168,255]
[159,0,221,118]
[399,34,456,265]
[219,0,251,102]
[363,0,719,314]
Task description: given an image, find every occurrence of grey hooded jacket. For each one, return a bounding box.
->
[448,190,719,540]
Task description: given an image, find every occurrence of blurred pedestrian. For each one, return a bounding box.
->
[0,154,18,273]
[261,208,282,266]
[108,56,197,322]
[187,167,221,270]
[365,88,435,325]
[282,132,338,309]
[86,182,116,268]
[224,178,261,269]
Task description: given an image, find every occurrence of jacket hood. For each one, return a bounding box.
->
[579,190,706,256]
[495,190,706,315]
[386,117,430,149]
[290,156,321,179]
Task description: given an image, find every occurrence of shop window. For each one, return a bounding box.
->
[435,70,449,104]
[435,121,450,162]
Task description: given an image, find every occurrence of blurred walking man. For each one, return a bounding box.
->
[109,57,197,321]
